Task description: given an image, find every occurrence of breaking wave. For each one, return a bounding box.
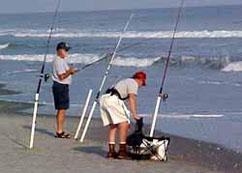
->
[2,29,242,39]
[0,54,161,67]
[0,43,10,50]
[168,56,230,69]
[0,53,233,68]
[222,61,242,72]
[114,56,160,67]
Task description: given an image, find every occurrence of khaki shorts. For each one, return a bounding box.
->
[99,94,130,126]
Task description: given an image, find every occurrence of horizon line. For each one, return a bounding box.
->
[0,3,241,15]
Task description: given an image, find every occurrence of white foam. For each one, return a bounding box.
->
[0,43,10,50]
[2,29,242,38]
[112,56,160,67]
[197,79,242,87]
[6,69,38,75]
[191,114,224,118]
[180,56,197,62]
[198,80,223,85]
[0,53,101,63]
[222,61,242,72]
[0,54,54,62]
[0,53,235,69]
[0,54,159,67]
[140,114,224,119]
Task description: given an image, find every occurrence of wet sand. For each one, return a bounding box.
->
[0,84,241,173]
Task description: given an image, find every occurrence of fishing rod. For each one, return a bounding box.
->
[44,53,109,81]
[78,53,110,72]
[149,0,185,137]
[29,0,61,149]
[79,13,134,142]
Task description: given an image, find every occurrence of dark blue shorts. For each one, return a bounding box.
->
[52,81,69,110]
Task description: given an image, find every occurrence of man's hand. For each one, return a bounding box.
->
[58,67,78,81]
[133,115,141,120]
[69,67,78,75]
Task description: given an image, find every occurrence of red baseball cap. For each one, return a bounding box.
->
[133,71,147,86]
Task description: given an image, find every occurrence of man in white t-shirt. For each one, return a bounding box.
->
[100,71,147,159]
[52,42,78,138]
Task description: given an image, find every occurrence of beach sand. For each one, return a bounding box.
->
[0,84,241,173]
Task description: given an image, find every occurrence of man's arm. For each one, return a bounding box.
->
[58,67,76,81]
[128,93,140,120]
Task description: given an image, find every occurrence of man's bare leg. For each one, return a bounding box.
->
[108,124,117,143]
[118,121,129,143]
[56,109,65,133]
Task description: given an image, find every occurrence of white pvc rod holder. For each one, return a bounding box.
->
[74,89,93,140]
[149,96,162,137]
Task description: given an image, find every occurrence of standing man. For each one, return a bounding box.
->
[100,71,147,159]
[52,42,77,138]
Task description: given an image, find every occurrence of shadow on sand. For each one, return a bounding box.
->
[73,146,106,158]
[2,132,29,149]
[23,125,55,137]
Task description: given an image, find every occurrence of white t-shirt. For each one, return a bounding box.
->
[52,56,72,85]
[114,78,138,99]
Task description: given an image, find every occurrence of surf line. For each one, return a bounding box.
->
[74,13,134,142]
[29,0,62,149]
[150,0,185,137]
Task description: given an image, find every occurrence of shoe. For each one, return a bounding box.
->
[106,144,118,159]
[55,131,71,139]
[117,144,130,159]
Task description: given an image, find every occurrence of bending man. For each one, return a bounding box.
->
[100,71,147,159]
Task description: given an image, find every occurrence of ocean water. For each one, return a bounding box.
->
[0,5,242,152]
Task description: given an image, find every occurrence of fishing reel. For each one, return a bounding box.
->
[40,73,51,82]
[160,93,168,102]
[44,73,51,82]
[38,73,51,82]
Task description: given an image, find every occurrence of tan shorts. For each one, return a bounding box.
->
[99,94,130,126]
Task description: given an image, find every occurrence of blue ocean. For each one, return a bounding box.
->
[0,5,242,152]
